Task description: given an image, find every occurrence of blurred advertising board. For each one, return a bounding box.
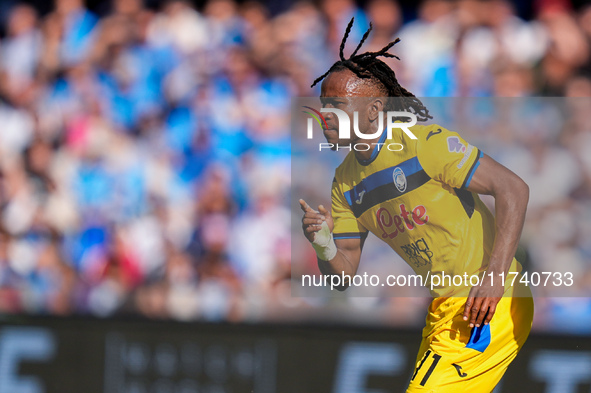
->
[0,317,589,393]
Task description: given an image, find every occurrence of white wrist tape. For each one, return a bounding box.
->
[312,220,337,261]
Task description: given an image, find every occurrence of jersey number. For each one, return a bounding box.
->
[411,350,441,387]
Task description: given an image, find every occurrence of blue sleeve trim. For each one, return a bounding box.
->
[333,232,368,240]
[464,161,480,188]
[463,150,483,189]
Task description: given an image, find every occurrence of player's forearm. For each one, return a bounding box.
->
[487,177,529,274]
[317,248,358,277]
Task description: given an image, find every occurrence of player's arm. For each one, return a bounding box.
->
[462,154,529,327]
[299,199,363,291]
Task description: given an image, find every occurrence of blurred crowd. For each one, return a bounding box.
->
[0,0,590,331]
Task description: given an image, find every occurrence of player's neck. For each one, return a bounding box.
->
[352,120,387,162]
[352,133,384,162]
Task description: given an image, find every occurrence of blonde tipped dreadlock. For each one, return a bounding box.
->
[312,18,432,121]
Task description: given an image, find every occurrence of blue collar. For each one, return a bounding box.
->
[357,131,388,166]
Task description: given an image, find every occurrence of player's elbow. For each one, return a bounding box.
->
[501,176,529,214]
[522,180,530,204]
[331,272,355,291]
[496,172,529,203]
[317,263,355,291]
[513,176,529,205]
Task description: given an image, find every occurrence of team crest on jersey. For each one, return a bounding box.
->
[393,167,407,192]
[447,136,467,153]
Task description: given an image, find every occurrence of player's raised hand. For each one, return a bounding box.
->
[299,199,333,243]
[317,204,334,231]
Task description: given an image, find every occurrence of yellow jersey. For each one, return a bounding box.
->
[331,124,518,297]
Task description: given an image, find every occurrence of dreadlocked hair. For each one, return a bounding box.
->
[312,18,432,122]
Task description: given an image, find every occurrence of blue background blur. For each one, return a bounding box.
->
[0,0,590,334]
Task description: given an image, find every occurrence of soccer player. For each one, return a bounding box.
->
[300,19,533,392]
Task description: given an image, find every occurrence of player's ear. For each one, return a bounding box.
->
[368,98,384,121]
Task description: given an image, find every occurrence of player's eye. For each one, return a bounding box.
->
[323,99,344,108]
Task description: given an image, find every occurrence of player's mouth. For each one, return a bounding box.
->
[323,128,338,141]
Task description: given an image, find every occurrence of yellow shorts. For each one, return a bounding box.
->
[406,291,534,393]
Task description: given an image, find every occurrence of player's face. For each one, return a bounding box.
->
[320,69,377,148]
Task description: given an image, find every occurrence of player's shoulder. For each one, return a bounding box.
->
[413,124,466,154]
[411,123,459,142]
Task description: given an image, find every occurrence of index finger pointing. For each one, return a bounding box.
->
[299,199,313,213]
